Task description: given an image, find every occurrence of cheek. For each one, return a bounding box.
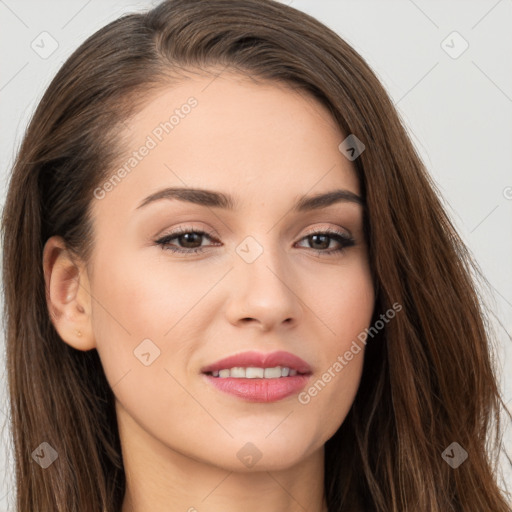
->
[309,251,375,344]
[88,252,203,440]
[88,246,228,413]
[297,256,374,432]
[91,245,212,340]
[88,249,189,385]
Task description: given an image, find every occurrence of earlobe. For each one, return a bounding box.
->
[42,235,96,351]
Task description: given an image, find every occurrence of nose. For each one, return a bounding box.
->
[224,241,303,332]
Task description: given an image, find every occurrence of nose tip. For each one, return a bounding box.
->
[226,268,301,331]
[239,315,295,331]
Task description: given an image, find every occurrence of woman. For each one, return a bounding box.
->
[2,0,510,510]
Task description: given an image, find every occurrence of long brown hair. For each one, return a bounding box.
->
[2,0,510,510]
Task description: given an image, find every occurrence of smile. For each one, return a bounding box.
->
[207,366,301,378]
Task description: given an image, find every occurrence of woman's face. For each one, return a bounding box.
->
[79,72,374,471]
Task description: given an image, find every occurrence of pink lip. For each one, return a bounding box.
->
[200,350,312,403]
[200,350,312,374]
[203,373,311,402]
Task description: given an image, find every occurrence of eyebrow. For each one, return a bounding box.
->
[135,187,364,212]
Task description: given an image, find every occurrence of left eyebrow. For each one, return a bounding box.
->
[293,189,364,212]
[135,187,364,212]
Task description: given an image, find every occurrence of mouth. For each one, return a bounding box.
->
[200,350,312,402]
[200,349,312,375]
[204,366,307,378]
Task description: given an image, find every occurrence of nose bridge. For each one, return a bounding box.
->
[234,231,287,282]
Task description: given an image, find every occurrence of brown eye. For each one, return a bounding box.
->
[155,227,219,255]
[173,232,204,249]
[296,230,355,255]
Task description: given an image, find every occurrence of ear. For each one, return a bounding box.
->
[42,235,95,351]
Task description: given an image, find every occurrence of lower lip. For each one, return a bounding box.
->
[203,373,311,402]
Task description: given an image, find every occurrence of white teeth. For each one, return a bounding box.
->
[210,366,301,378]
[264,367,282,378]
[245,367,264,378]
[230,367,246,378]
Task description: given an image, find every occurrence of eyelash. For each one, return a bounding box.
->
[155,225,355,257]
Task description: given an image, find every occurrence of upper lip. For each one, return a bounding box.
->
[201,350,312,374]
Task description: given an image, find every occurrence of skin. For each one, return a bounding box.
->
[43,70,375,512]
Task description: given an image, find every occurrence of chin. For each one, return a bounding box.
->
[220,436,317,473]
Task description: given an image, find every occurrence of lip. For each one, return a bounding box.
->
[200,350,312,403]
[200,350,312,374]
[203,373,311,402]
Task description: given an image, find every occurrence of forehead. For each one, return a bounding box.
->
[92,72,360,218]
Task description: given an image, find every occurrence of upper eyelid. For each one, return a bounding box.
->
[160,226,219,240]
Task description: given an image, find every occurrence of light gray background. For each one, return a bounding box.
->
[1,0,511,509]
